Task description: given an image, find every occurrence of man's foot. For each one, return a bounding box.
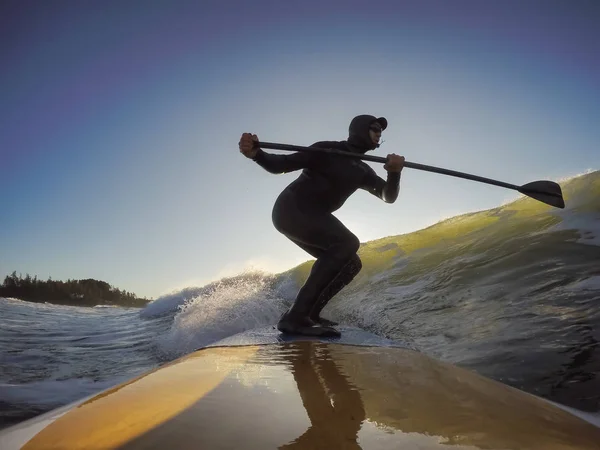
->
[311,316,339,327]
[277,313,341,338]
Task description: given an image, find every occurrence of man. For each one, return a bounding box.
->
[239,115,404,337]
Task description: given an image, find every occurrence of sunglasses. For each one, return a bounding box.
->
[369,125,383,133]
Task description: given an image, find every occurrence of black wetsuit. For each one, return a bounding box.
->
[252,115,401,333]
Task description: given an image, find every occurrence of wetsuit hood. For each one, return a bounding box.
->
[347,115,387,153]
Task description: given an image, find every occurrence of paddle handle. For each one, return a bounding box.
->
[256,141,520,191]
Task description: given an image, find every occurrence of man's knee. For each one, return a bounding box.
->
[347,253,362,278]
[339,234,360,259]
[337,253,362,286]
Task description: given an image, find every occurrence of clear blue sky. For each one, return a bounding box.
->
[1,0,598,299]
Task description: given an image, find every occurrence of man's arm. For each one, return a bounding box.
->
[252,148,313,174]
[363,153,404,202]
[362,169,401,203]
[239,132,315,174]
[251,140,340,174]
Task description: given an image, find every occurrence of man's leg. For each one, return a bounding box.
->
[309,254,362,326]
[283,239,359,326]
[285,239,362,326]
[273,207,361,333]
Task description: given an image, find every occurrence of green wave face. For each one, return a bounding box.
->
[284,170,600,289]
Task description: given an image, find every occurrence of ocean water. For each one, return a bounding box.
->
[1,171,599,430]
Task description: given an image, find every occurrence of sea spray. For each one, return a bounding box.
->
[154,270,293,358]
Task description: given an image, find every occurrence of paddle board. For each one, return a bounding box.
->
[1,326,599,449]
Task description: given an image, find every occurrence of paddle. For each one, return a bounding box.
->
[254,141,565,209]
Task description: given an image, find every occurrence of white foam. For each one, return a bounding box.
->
[548,210,600,247]
[580,234,600,246]
[566,276,600,292]
[139,286,206,318]
[556,169,598,184]
[155,273,289,358]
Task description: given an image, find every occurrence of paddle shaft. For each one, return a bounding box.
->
[256,141,520,191]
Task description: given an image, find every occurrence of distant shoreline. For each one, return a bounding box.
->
[1,272,151,308]
[1,295,150,308]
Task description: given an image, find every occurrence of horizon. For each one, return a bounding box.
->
[2,1,599,299]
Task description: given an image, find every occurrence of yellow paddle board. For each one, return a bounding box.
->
[1,326,599,449]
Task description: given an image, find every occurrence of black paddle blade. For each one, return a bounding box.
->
[518,181,565,209]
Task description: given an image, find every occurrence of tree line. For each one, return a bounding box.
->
[0,271,151,307]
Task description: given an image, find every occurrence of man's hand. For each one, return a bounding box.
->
[239,133,259,159]
[384,154,405,173]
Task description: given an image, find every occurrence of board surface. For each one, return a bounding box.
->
[3,328,600,450]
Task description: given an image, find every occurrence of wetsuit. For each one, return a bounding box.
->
[252,115,401,334]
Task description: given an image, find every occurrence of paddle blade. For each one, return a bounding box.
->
[518,181,565,209]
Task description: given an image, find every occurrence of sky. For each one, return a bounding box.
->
[1,0,599,299]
